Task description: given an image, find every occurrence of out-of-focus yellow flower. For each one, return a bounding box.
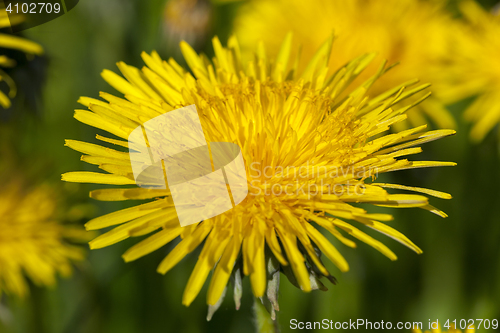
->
[0,9,43,109]
[0,177,89,298]
[437,1,500,142]
[62,36,455,316]
[234,0,458,131]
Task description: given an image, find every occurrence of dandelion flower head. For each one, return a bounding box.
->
[0,177,89,298]
[63,36,456,315]
[436,0,500,142]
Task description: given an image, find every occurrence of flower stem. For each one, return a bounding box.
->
[253,298,279,333]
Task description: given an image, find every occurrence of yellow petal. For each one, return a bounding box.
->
[304,222,349,272]
[65,140,129,160]
[62,172,135,185]
[275,224,311,292]
[123,227,182,262]
[374,183,452,199]
[90,188,170,201]
[101,69,146,98]
[157,222,213,275]
[85,199,167,230]
[207,236,242,305]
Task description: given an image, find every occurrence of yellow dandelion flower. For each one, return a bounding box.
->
[0,9,43,109]
[0,178,89,298]
[62,36,455,314]
[234,0,458,130]
[437,1,500,142]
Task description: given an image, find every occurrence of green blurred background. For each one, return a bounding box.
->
[1,0,499,332]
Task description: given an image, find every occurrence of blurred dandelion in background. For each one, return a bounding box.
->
[234,0,459,131]
[436,0,500,142]
[62,34,455,322]
[0,174,89,299]
[0,9,43,109]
